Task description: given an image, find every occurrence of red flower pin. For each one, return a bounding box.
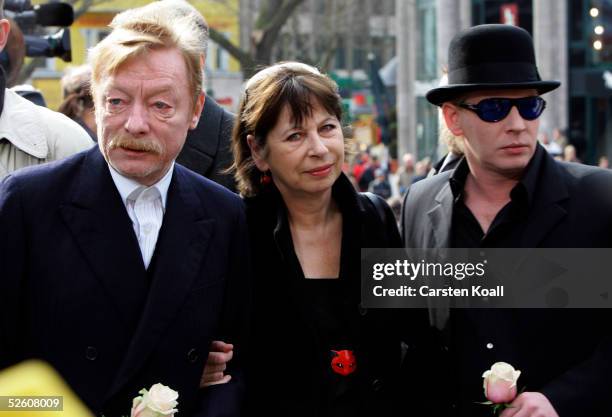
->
[330,350,357,376]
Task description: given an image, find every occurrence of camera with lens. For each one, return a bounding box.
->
[1,0,74,85]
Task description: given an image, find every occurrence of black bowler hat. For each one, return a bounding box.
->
[426,24,560,106]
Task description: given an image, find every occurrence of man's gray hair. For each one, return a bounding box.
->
[89,7,203,107]
[110,0,208,58]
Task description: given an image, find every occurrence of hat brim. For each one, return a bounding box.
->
[426,81,561,106]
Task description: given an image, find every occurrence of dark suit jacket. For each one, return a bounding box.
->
[401,146,612,416]
[178,97,236,192]
[0,147,250,417]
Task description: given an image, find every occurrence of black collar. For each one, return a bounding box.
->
[449,143,547,211]
[244,173,366,252]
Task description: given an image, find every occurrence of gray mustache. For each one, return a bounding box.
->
[108,135,163,154]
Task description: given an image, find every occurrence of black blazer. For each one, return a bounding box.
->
[401,145,612,416]
[0,147,251,417]
[178,97,236,192]
[243,174,422,417]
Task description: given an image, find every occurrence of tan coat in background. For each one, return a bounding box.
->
[0,89,93,179]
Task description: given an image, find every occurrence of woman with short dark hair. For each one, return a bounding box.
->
[205,62,412,417]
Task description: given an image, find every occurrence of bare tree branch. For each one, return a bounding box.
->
[74,0,97,20]
[65,0,114,21]
[209,27,255,70]
[209,0,239,14]
[206,0,306,77]
[254,0,305,65]
[27,0,307,82]
[318,34,339,72]
[255,0,283,29]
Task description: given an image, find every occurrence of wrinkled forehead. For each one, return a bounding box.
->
[105,76,180,97]
[96,50,190,95]
[95,75,182,104]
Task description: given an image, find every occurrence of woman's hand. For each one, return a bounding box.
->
[200,340,234,388]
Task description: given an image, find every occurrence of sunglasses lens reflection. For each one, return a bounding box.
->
[480,99,511,122]
[477,97,545,122]
[517,97,545,120]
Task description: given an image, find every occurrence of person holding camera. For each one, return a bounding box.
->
[0,1,92,179]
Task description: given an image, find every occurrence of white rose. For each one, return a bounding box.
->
[131,383,179,417]
[482,362,521,404]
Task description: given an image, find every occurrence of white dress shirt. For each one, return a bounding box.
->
[108,163,174,269]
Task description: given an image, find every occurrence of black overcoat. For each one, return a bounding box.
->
[401,145,612,417]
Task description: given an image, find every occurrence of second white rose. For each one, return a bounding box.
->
[482,362,521,404]
[131,383,179,417]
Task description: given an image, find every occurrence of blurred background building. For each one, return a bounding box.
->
[26,0,243,111]
[240,0,610,165]
[397,0,608,166]
[9,0,612,165]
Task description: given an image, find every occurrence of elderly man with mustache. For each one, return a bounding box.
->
[0,4,250,417]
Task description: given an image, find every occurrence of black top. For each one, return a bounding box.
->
[299,279,361,416]
[447,151,544,416]
[243,173,407,417]
[279,193,362,414]
[449,151,541,247]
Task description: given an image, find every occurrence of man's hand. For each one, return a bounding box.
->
[499,392,560,417]
[200,340,234,388]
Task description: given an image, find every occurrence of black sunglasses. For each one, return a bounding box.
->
[456,96,546,123]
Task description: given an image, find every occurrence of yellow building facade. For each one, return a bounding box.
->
[30,0,241,110]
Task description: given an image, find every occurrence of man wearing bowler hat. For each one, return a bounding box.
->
[402,25,612,416]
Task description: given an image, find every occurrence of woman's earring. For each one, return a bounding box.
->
[260,171,272,185]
